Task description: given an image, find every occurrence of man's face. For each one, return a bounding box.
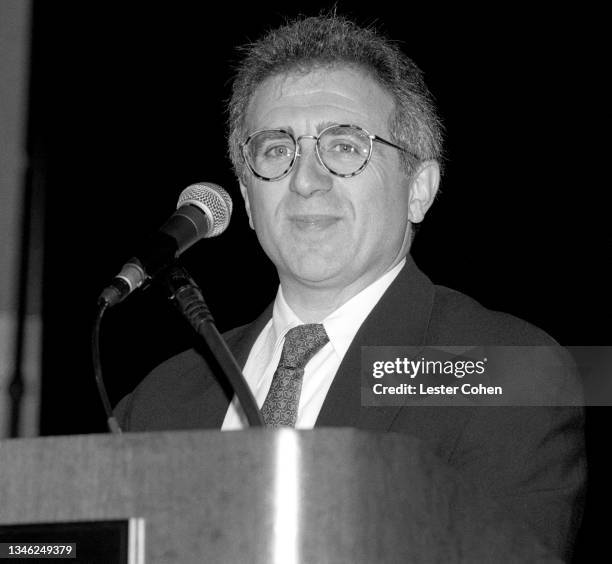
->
[240,67,428,298]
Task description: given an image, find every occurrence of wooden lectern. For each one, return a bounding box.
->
[0,429,557,562]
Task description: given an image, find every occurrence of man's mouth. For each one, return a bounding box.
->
[289,215,341,230]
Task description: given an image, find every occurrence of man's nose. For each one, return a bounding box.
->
[289,140,333,198]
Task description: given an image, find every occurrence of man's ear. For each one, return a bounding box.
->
[407,161,440,223]
[239,181,254,230]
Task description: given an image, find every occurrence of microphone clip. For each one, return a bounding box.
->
[159,264,215,331]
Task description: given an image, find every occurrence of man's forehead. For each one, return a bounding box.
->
[244,66,395,131]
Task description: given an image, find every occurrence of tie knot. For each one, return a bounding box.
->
[280,324,329,370]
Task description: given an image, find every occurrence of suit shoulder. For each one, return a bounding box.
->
[430,285,558,346]
[113,335,239,431]
[114,320,253,408]
[129,323,250,394]
[116,348,209,415]
[141,348,205,387]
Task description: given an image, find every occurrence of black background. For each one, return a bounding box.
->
[26,2,608,561]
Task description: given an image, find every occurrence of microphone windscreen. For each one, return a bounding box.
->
[177,182,233,237]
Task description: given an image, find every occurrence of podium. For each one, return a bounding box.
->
[0,428,556,562]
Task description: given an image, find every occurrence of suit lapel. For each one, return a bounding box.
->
[315,257,435,430]
[197,304,273,428]
[225,303,274,369]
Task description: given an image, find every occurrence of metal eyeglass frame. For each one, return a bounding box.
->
[240,123,419,181]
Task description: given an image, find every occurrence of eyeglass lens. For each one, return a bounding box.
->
[244,125,371,179]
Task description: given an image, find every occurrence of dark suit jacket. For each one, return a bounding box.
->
[114,257,586,559]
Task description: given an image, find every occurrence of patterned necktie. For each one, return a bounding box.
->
[261,324,329,428]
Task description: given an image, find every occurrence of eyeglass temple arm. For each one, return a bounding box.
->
[372,135,420,161]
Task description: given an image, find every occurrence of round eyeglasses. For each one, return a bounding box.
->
[240,124,418,181]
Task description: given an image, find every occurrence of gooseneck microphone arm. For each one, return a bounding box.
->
[160,265,264,427]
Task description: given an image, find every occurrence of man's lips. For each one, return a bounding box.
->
[288,214,341,230]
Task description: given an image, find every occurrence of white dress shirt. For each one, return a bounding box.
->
[222,259,406,430]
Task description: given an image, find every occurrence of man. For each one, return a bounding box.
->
[114,14,585,559]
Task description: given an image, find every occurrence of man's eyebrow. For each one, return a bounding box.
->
[316,121,338,133]
[258,121,343,135]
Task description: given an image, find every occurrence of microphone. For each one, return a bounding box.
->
[99,182,232,307]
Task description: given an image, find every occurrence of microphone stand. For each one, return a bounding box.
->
[159,264,264,427]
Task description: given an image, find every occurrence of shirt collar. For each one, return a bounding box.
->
[270,259,406,361]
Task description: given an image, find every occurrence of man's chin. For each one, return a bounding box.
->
[281,259,348,289]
